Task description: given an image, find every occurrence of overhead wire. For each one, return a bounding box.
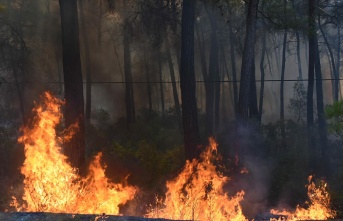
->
[1,78,343,84]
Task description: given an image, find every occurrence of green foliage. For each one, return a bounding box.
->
[110,140,184,184]
[262,119,310,205]
[87,107,184,188]
[263,0,306,32]
[326,100,343,134]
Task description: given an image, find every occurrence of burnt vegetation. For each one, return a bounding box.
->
[0,0,343,219]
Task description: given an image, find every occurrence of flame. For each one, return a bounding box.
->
[270,175,336,220]
[146,137,246,221]
[12,91,136,214]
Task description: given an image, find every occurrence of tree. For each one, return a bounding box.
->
[237,0,259,124]
[122,0,135,124]
[314,22,329,177]
[78,0,92,125]
[180,0,200,161]
[206,4,220,135]
[280,0,288,140]
[228,13,239,115]
[291,0,303,80]
[307,0,316,173]
[59,0,85,170]
[258,8,267,122]
[165,31,182,131]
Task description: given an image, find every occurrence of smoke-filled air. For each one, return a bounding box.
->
[0,0,342,220]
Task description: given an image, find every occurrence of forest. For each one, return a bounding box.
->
[0,0,343,220]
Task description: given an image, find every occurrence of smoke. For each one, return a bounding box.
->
[219,123,273,220]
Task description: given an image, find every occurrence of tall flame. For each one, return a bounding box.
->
[12,91,136,214]
[146,138,246,221]
[270,175,336,220]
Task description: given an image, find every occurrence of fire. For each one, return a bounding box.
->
[270,175,336,221]
[146,138,246,221]
[11,91,136,214]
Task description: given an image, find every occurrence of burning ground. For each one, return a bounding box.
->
[1,92,340,220]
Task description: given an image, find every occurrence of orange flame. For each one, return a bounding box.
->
[146,137,246,221]
[12,91,136,214]
[270,175,336,220]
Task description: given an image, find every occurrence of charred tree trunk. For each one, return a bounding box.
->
[180,0,200,161]
[123,0,135,124]
[79,0,92,125]
[59,0,85,170]
[238,0,259,124]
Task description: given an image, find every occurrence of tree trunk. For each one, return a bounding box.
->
[222,47,235,111]
[158,54,165,116]
[249,63,258,120]
[78,0,92,125]
[291,0,303,80]
[144,51,152,116]
[229,17,238,115]
[207,7,220,135]
[165,33,182,130]
[220,49,228,124]
[280,31,287,140]
[97,0,103,49]
[237,0,259,124]
[195,22,214,135]
[307,0,316,174]
[180,0,200,161]
[325,49,336,99]
[318,15,338,102]
[336,26,341,99]
[258,27,266,122]
[314,32,330,176]
[111,39,124,89]
[123,0,135,124]
[59,0,85,171]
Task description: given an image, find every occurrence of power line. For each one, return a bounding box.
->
[1,78,343,84]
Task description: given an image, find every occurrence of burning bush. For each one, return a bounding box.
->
[11,92,137,214]
[146,138,246,221]
[270,176,336,221]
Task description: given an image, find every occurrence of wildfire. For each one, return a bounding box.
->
[146,138,246,221]
[9,91,337,220]
[11,91,136,214]
[270,175,336,221]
